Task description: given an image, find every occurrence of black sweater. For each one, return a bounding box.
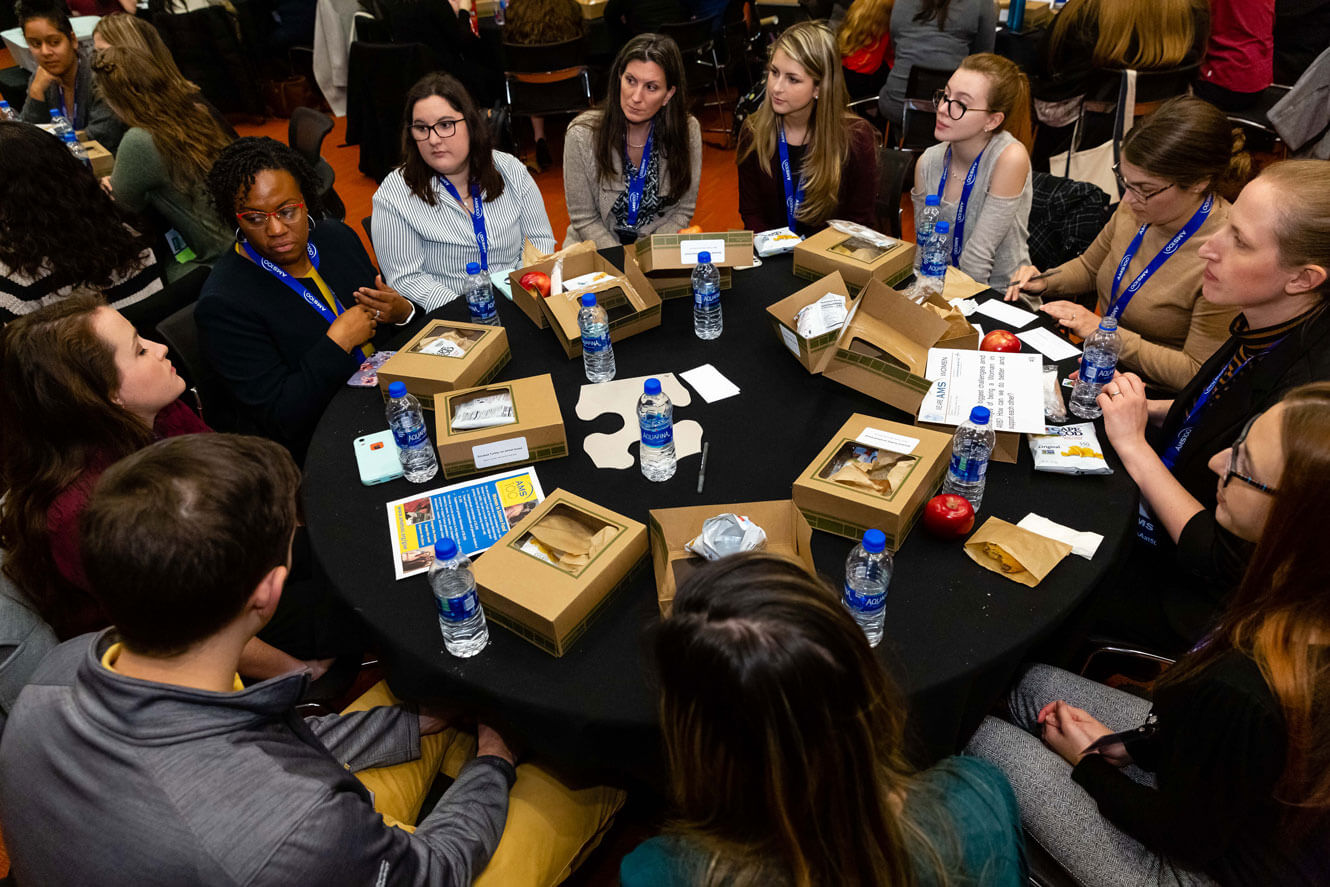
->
[196,221,385,460]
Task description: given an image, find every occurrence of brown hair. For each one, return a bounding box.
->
[957,53,1032,153]
[81,434,302,657]
[398,72,505,208]
[837,0,893,57]
[1160,383,1330,829]
[1050,0,1207,69]
[93,46,234,190]
[656,552,950,887]
[1121,96,1251,199]
[503,0,583,45]
[578,33,693,204]
[1253,160,1330,295]
[0,294,155,638]
[91,14,194,87]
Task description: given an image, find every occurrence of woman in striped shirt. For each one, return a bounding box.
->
[372,73,557,312]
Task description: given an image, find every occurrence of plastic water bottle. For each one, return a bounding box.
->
[578,293,616,382]
[48,108,73,138]
[1007,0,1026,30]
[1070,317,1122,419]
[493,0,506,24]
[942,406,995,511]
[385,381,439,483]
[428,537,489,658]
[843,529,891,647]
[62,131,90,168]
[692,249,722,340]
[0,100,17,121]
[917,219,950,298]
[463,261,499,325]
[637,377,676,481]
[914,194,942,269]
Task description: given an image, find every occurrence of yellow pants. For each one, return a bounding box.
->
[345,682,626,886]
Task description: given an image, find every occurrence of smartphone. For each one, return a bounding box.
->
[354,430,404,486]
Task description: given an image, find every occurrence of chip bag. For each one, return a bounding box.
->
[1028,424,1112,476]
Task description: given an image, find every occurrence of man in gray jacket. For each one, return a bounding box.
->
[0,434,563,886]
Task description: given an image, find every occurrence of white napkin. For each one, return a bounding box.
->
[1017,513,1104,560]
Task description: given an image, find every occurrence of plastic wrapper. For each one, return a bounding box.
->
[1028,424,1113,475]
[450,392,516,431]
[520,511,616,573]
[1043,365,1068,422]
[416,330,474,357]
[754,226,802,257]
[684,513,768,560]
[795,293,848,337]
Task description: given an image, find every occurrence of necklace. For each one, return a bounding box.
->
[627,140,646,148]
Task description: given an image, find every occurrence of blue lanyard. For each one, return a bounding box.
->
[624,122,653,229]
[56,83,77,125]
[776,122,806,231]
[438,176,489,271]
[1160,347,1259,470]
[240,239,365,363]
[1108,192,1214,321]
[935,146,985,268]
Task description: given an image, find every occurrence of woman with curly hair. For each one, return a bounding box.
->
[0,121,162,325]
[503,0,584,169]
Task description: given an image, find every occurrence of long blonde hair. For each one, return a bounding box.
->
[738,21,856,226]
[1050,0,1207,69]
[837,0,894,57]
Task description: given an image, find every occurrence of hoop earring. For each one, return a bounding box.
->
[235,227,245,242]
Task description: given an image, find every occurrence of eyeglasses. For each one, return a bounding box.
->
[409,118,466,141]
[932,90,992,121]
[1223,414,1279,495]
[1112,163,1175,202]
[235,202,305,227]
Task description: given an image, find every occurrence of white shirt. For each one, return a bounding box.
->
[371,151,557,311]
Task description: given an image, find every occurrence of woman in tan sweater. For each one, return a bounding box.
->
[1007,97,1250,394]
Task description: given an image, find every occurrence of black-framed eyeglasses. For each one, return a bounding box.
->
[932,89,992,121]
[1112,162,1175,202]
[409,118,465,141]
[1223,414,1279,495]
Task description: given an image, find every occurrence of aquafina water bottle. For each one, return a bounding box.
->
[463,261,499,325]
[637,377,676,481]
[942,405,995,511]
[385,381,439,483]
[1070,317,1122,420]
[843,529,891,647]
[62,131,90,168]
[914,194,942,269]
[48,108,73,138]
[428,537,488,658]
[917,219,950,299]
[578,293,616,382]
[692,249,722,340]
[0,100,17,121]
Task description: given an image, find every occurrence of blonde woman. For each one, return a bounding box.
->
[738,21,879,235]
[838,0,894,100]
[93,47,236,266]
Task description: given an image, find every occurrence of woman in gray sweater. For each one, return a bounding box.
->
[878,0,995,127]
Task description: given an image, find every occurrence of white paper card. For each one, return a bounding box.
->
[917,349,1046,433]
[680,239,725,264]
[472,437,530,469]
[974,299,1038,329]
[948,297,979,317]
[779,324,801,357]
[562,270,615,293]
[680,363,740,403]
[856,427,920,455]
[1017,327,1082,362]
[1018,513,1104,560]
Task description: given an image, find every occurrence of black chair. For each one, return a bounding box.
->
[1225,84,1292,156]
[898,65,951,152]
[352,9,392,44]
[153,5,265,117]
[361,215,374,250]
[288,106,347,220]
[345,41,437,182]
[659,16,732,146]
[874,145,915,240]
[156,302,237,432]
[121,265,212,345]
[849,96,886,136]
[502,36,594,117]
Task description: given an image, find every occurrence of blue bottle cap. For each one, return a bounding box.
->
[580,293,596,307]
[862,529,887,553]
[388,381,407,398]
[935,220,950,233]
[644,377,661,395]
[49,108,59,118]
[434,537,459,559]
[697,251,711,263]
[1099,317,1119,331]
[465,262,480,274]
[924,194,941,206]
[969,406,991,425]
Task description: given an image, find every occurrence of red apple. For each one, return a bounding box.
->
[980,329,1021,353]
[922,493,975,539]
[519,271,551,299]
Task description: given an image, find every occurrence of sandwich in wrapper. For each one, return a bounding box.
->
[684,514,768,560]
[519,510,616,573]
[963,517,1073,587]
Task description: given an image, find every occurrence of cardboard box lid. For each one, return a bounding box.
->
[794,415,953,504]
[632,230,755,273]
[378,319,508,387]
[436,373,563,444]
[794,225,911,269]
[540,249,661,341]
[834,277,953,378]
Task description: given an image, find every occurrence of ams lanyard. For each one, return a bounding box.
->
[438,176,489,271]
[240,239,366,363]
[776,121,806,231]
[935,146,985,268]
[624,122,654,229]
[1107,192,1214,321]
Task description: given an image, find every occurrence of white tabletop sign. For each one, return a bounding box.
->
[917,348,1046,433]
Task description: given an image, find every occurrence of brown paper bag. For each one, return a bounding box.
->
[829,454,913,496]
[963,517,1072,587]
[526,512,613,572]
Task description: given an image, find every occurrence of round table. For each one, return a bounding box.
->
[304,248,1136,787]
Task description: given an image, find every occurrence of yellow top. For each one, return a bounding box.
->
[101,642,246,693]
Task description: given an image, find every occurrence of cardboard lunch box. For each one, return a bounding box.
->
[376,318,511,412]
[792,225,917,294]
[766,270,859,374]
[506,239,594,329]
[820,277,979,416]
[648,499,815,618]
[433,374,568,479]
[631,230,754,300]
[470,489,648,657]
[792,414,953,550]
[539,249,663,359]
[80,138,113,178]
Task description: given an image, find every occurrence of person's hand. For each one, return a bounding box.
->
[1099,371,1150,455]
[1038,701,1116,767]
[327,304,377,352]
[100,176,114,195]
[353,275,413,325]
[477,722,519,766]
[1004,264,1045,302]
[1039,300,1099,339]
[303,657,336,681]
[418,707,450,736]
[29,65,56,101]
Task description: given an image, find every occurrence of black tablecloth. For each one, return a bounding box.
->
[303,249,1137,787]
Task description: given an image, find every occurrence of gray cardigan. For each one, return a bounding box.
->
[562,110,703,248]
[19,50,126,153]
[0,631,516,886]
[879,0,997,124]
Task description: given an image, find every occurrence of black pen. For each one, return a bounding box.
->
[696,442,709,494]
